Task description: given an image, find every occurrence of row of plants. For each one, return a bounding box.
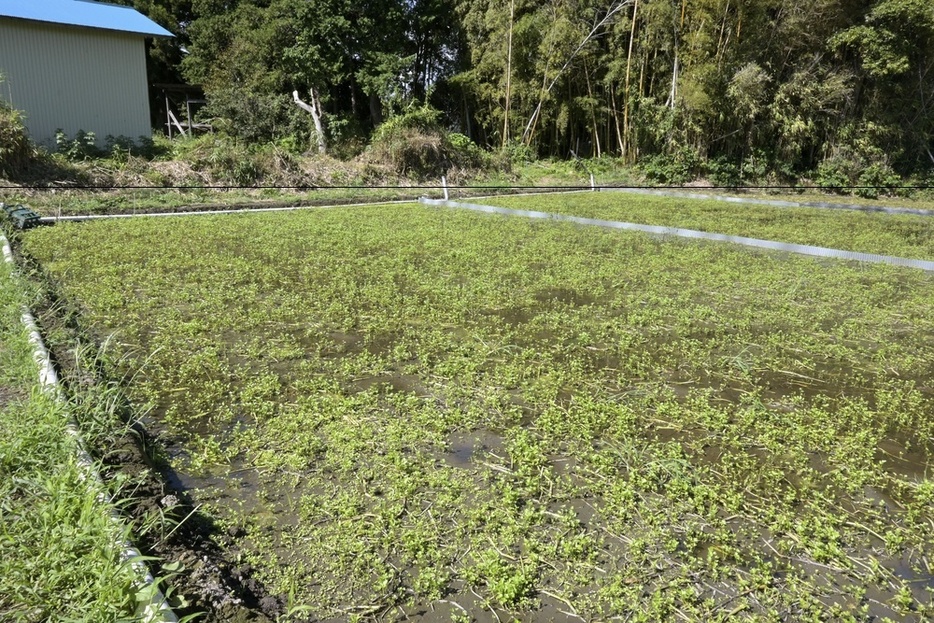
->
[482,192,934,261]
[638,147,915,199]
[20,201,934,621]
[2,92,931,202]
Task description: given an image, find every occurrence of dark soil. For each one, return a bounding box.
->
[97,420,281,622]
[0,385,25,410]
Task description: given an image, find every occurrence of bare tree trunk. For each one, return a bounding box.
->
[503,0,514,148]
[369,93,383,128]
[666,45,679,109]
[665,1,683,110]
[610,85,624,155]
[716,1,731,70]
[464,96,473,141]
[521,0,632,145]
[293,89,327,154]
[622,0,638,161]
[349,76,359,118]
[585,61,601,157]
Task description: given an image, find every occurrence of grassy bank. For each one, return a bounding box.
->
[3,129,934,220]
[0,249,140,621]
[0,151,639,217]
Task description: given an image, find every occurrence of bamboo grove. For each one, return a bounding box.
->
[128,0,934,180]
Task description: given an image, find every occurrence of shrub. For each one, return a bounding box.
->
[103,135,160,160]
[202,89,311,146]
[816,122,904,197]
[815,154,901,198]
[370,106,442,145]
[367,105,487,178]
[448,132,489,169]
[640,147,703,185]
[856,163,901,199]
[368,126,450,178]
[815,157,852,193]
[0,97,34,177]
[204,140,260,185]
[55,129,103,161]
[500,140,536,166]
[706,157,742,188]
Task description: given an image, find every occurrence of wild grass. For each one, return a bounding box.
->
[19,202,934,621]
[0,257,139,622]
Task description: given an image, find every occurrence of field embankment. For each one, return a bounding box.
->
[0,247,139,621]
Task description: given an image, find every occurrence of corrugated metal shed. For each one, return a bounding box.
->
[0,0,173,38]
[0,1,172,148]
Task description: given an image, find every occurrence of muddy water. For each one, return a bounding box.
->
[144,303,934,622]
[443,430,505,468]
[876,438,932,479]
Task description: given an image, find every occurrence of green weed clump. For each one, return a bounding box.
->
[20,200,934,621]
[0,97,35,178]
[366,106,488,179]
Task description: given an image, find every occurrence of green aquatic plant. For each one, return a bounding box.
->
[18,199,934,621]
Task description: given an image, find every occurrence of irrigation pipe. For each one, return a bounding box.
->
[38,198,420,223]
[35,189,591,222]
[32,185,934,222]
[1,233,178,623]
[599,187,934,216]
[420,198,934,273]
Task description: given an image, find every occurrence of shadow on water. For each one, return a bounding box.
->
[118,420,284,621]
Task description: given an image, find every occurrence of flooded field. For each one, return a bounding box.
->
[20,199,934,621]
[483,192,934,261]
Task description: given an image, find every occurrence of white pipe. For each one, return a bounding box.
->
[600,187,934,216]
[1,233,178,623]
[419,198,934,272]
[1,235,12,263]
[39,198,419,223]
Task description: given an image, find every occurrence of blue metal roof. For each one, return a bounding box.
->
[0,0,173,38]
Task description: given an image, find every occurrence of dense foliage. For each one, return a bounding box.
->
[123,0,934,181]
[0,77,35,178]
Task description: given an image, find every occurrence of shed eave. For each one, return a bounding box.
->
[0,0,174,38]
[0,15,174,38]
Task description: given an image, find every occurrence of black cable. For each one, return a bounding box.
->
[1,184,932,191]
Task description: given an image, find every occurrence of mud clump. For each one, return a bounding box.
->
[100,429,281,622]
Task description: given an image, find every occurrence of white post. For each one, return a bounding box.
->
[590,173,596,191]
[442,175,449,201]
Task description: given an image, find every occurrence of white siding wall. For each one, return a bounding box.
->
[0,19,152,148]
